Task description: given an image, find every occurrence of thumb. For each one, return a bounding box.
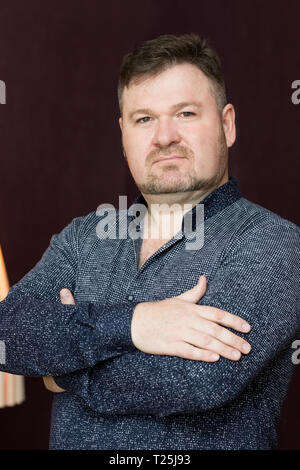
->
[176,275,207,303]
[60,288,75,305]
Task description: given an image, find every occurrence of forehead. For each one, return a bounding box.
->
[122,63,213,114]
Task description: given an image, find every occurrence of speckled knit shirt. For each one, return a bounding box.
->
[0,176,299,450]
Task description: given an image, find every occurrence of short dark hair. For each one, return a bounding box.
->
[118,32,227,116]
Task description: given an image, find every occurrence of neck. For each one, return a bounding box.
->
[141,174,229,241]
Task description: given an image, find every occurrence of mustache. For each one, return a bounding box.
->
[147,145,194,162]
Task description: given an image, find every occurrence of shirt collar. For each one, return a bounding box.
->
[130,176,241,229]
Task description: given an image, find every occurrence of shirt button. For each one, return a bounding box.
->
[128,295,134,301]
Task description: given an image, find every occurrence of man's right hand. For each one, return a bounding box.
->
[131,275,251,362]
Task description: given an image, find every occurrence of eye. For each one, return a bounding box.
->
[179,111,195,117]
[136,116,152,124]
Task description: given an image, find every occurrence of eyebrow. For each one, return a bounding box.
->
[128,101,203,120]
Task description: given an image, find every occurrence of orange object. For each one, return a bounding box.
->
[0,245,25,408]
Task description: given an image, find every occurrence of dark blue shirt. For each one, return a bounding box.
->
[0,176,299,449]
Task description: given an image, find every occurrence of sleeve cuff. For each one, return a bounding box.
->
[91,301,138,354]
[54,301,139,391]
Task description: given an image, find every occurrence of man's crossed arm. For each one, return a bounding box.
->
[43,277,252,393]
[43,223,299,418]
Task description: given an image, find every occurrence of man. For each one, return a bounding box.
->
[0,33,299,450]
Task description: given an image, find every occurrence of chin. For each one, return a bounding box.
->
[138,179,198,194]
[137,170,223,195]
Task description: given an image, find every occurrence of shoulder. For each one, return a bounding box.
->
[69,209,101,236]
[50,209,101,259]
[234,197,300,235]
[221,197,300,265]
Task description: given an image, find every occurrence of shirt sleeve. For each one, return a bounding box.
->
[0,214,136,377]
[53,223,300,417]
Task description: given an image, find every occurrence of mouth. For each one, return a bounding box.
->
[153,155,187,164]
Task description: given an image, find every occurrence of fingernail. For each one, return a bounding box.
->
[242,323,251,332]
[242,343,251,354]
[211,353,219,360]
[60,289,69,297]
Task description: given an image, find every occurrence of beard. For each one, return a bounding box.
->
[137,163,221,195]
[124,123,228,195]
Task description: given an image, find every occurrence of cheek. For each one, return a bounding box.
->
[187,125,216,154]
[122,134,146,176]
[123,130,147,155]
[187,126,222,168]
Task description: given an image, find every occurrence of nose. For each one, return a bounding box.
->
[152,116,181,148]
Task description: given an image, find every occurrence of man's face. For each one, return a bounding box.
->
[119,63,236,195]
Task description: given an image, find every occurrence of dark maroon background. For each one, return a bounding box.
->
[0,0,299,450]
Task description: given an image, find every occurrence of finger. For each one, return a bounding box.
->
[43,376,55,391]
[193,317,251,355]
[195,305,251,333]
[43,376,66,393]
[186,328,244,361]
[168,342,220,362]
[60,288,75,305]
[176,275,207,303]
[43,377,49,389]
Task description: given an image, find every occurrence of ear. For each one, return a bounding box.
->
[119,117,123,132]
[221,104,236,148]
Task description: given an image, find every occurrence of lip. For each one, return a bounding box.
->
[153,155,187,164]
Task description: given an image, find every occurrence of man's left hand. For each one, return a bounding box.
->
[43,288,75,393]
